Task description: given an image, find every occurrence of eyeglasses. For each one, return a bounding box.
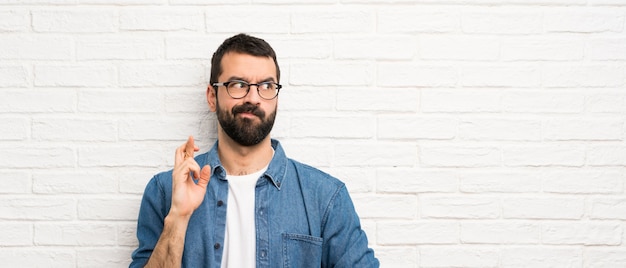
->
[212,80,282,100]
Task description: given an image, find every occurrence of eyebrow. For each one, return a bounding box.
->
[226,76,276,83]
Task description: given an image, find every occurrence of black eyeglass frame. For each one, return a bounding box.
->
[212,80,282,100]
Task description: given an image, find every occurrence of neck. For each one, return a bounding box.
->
[217,132,273,176]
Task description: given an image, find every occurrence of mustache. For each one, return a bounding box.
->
[232,103,265,118]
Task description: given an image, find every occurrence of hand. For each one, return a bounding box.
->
[170,136,211,219]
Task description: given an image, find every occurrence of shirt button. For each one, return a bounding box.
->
[214,243,221,249]
[260,250,267,258]
[217,200,223,206]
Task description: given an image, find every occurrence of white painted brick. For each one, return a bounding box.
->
[290,62,374,86]
[503,145,585,167]
[334,142,417,167]
[334,35,415,60]
[33,171,117,194]
[277,86,334,112]
[0,117,28,140]
[590,198,626,220]
[352,195,418,219]
[459,118,542,141]
[543,170,623,194]
[291,11,374,33]
[78,197,140,220]
[1,0,75,4]
[501,37,584,61]
[279,141,333,167]
[120,8,203,31]
[420,246,499,268]
[461,221,541,244]
[118,169,154,194]
[378,8,459,33]
[373,247,417,268]
[0,65,29,87]
[290,115,374,139]
[0,197,75,220]
[587,146,626,166]
[32,117,117,141]
[166,35,221,60]
[378,63,457,87]
[0,249,74,268]
[118,222,138,246]
[377,221,458,244]
[0,146,75,168]
[0,36,73,60]
[35,64,117,87]
[501,247,582,268]
[0,171,31,194]
[585,249,626,268]
[421,195,500,219]
[119,63,205,87]
[460,65,540,87]
[77,36,163,60]
[542,64,625,88]
[119,117,203,141]
[325,167,375,193]
[502,90,585,113]
[77,248,133,267]
[462,10,542,34]
[421,89,501,113]
[420,145,501,168]
[0,89,76,113]
[35,223,117,246]
[419,35,499,60]
[376,168,457,194]
[543,222,621,245]
[544,117,623,141]
[78,89,163,113]
[0,223,33,246]
[269,36,332,60]
[79,145,166,167]
[545,9,624,33]
[337,88,418,112]
[0,10,30,32]
[164,87,210,113]
[33,9,118,33]
[460,170,542,193]
[82,0,164,4]
[588,92,626,113]
[503,197,584,219]
[206,8,290,33]
[378,116,457,140]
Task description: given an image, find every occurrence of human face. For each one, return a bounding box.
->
[208,52,279,147]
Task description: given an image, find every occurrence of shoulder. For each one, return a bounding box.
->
[286,158,345,193]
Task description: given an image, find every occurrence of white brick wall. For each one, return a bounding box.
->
[1,1,625,267]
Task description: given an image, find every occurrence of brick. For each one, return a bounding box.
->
[0,171,31,193]
[542,64,625,88]
[378,8,459,33]
[0,0,75,3]
[0,197,75,220]
[373,247,417,268]
[544,118,623,141]
[460,170,542,193]
[586,249,626,268]
[0,36,73,60]
[0,10,30,31]
[421,246,499,267]
[352,195,418,219]
[501,247,582,268]
[166,36,221,60]
[164,87,211,113]
[589,38,626,60]
[334,142,417,167]
[206,8,289,33]
[420,195,500,219]
[279,86,334,112]
[502,90,585,113]
[335,35,415,60]
[503,145,585,167]
[79,145,166,167]
[461,221,540,244]
[0,65,29,87]
[337,88,418,112]
[270,37,332,59]
[33,171,117,194]
[82,0,164,4]
[543,222,621,245]
[78,89,162,113]
[460,65,541,87]
[325,167,375,193]
[0,249,74,268]
[118,170,154,194]
[120,8,203,31]
[503,197,584,219]
[34,64,117,87]
[590,198,626,220]
[290,115,374,139]
[32,117,117,141]
[420,145,500,168]
[0,146,75,168]
[291,11,374,33]
[119,116,204,141]
[377,221,458,244]
[378,116,457,140]
[0,223,32,246]
[0,89,75,113]
[421,89,500,113]
[378,63,457,87]
[588,92,626,113]
[459,118,542,141]
[545,9,624,33]
[588,146,626,166]
[77,36,163,60]
[462,11,542,34]
[77,248,134,267]
[33,9,117,33]
[35,223,117,246]
[118,222,138,246]
[119,63,205,87]
[0,117,28,140]
[501,37,584,61]
[170,0,246,3]
[78,197,141,220]
[290,62,374,86]
[376,168,457,194]
[419,35,499,60]
[281,141,333,167]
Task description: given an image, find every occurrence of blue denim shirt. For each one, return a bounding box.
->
[130,139,379,268]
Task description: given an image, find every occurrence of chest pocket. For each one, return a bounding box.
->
[282,233,323,268]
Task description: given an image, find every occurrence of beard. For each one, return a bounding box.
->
[215,97,276,147]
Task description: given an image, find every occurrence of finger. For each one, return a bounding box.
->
[184,136,195,160]
[188,160,201,180]
[196,165,211,188]
[174,142,187,166]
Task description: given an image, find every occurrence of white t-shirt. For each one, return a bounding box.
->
[220,166,267,268]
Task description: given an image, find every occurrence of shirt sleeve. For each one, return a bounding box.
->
[130,175,168,268]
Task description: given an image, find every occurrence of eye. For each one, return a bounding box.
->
[258,82,275,90]
[228,81,247,89]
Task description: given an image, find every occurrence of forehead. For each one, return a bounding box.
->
[219,52,277,81]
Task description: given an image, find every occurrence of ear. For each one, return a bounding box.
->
[207,85,217,112]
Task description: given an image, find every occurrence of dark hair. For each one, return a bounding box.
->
[210,33,280,86]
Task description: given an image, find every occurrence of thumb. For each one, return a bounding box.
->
[197,165,211,188]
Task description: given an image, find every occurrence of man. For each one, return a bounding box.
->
[130,33,379,268]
